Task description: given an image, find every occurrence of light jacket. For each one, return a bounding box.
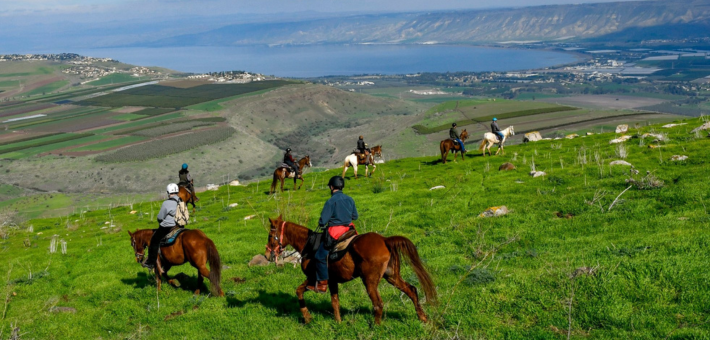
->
[157,196,179,228]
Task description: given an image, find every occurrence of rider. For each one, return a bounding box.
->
[357,136,368,155]
[283,148,299,185]
[491,118,504,141]
[143,183,181,270]
[307,176,359,293]
[178,163,198,202]
[449,122,467,153]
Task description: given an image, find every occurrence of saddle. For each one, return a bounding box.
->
[448,138,459,145]
[302,229,360,263]
[159,226,187,247]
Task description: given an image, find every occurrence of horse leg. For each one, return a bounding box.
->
[353,165,358,179]
[155,260,163,291]
[385,274,427,323]
[296,279,313,323]
[362,276,385,325]
[194,263,211,295]
[280,177,285,193]
[329,281,342,323]
[298,176,304,190]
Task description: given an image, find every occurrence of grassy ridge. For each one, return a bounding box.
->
[2,118,710,338]
[412,106,579,134]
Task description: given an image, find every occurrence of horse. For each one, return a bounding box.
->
[342,152,376,179]
[178,186,197,211]
[439,129,468,164]
[270,156,312,194]
[127,229,223,296]
[371,145,383,159]
[265,215,437,325]
[479,126,515,156]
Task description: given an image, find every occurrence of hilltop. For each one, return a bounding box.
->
[0,116,709,338]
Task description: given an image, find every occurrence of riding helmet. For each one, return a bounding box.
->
[166,183,179,194]
[492,117,497,121]
[452,122,457,127]
[182,163,188,169]
[327,176,345,190]
[286,148,291,153]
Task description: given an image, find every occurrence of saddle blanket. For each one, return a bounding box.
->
[159,227,187,247]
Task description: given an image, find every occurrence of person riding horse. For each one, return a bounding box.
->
[307,176,359,293]
[283,148,300,186]
[178,163,199,202]
[143,183,181,270]
[449,122,467,153]
[356,136,370,161]
[491,118,504,141]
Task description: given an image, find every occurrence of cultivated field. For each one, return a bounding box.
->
[1,118,709,338]
[538,95,667,110]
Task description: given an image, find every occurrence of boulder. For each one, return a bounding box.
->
[429,185,445,190]
[662,123,687,128]
[565,134,579,139]
[615,124,628,133]
[691,122,710,133]
[641,133,668,142]
[524,131,543,142]
[248,254,270,267]
[609,135,632,144]
[609,160,633,166]
[229,180,242,186]
[228,203,238,208]
[530,171,547,178]
[243,214,256,220]
[479,206,509,218]
[586,132,595,136]
[374,160,385,164]
[671,155,688,161]
[206,184,219,191]
[499,163,516,171]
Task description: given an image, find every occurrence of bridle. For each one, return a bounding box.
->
[131,237,145,261]
[265,221,286,259]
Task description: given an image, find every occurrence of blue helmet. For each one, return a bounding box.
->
[182,163,188,169]
[492,117,497,121]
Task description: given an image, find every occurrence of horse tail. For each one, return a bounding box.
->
[206,238,223,296]
[478,139,487,151]
[270,171,279,193]
[385,236,438,306]
[439,141,446,157]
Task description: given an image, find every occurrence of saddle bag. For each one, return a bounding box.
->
[172,198,190,226]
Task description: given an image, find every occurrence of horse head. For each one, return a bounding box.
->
[127,230,148,263]
[509,126,515,136]
[266,215,286,262]
[460,129,468,141]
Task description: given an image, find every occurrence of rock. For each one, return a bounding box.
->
[206,184,219,191]
[524,131,543,142]
[586,132,594,136]
[529,171,546,178]
[615,124,628,133]
[554,137,562,140]
[542,138,552,140]
[429,185,445,190]
[479,206,509,218]
[641,133,668,142]
[243,214,256,220]
[609,160,633,166]
[565,133,579,139]
[50,306,76,313]
[662,123,687,128]
[690,122,710,133]
[281,252,302,268]
[609,135,632,144]
[129,210,137,214]
[498,163,516,171]
[374,159,385,164]
[248,254,269,267]
[671,155,688,161]
[228,203,239,208]
[229,180,242,186]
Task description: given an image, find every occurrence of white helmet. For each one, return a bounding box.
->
[166,183,179,194]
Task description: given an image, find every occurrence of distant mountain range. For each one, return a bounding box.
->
[147,0,710,47]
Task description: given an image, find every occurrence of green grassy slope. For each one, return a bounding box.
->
[2,118,709,339]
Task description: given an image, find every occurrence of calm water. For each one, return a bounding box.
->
[70,45,577,78]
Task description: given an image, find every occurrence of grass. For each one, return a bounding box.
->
[87,74,147,86]
[0,134,105,159]
[112,113,147,121]
[70,136,147,152]
[89,113,183,134]
[24,80,69,97]
[2,117,710,338]
[0,133,93,155]
[0,80,20,88]
[187,87,285,112]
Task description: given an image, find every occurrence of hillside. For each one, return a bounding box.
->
[1,117,709,338]
[149,0,710,46]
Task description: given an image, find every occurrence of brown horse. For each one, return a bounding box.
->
[371,145,383,159]
[127,229,223,296]
[265,216,437,325]
[178,186,197,211]
[270,156,312,194]
[439,129,468,164]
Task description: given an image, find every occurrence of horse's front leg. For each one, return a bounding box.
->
[296,279,313,323]
[298,175,304,190]
[329,281,342,323]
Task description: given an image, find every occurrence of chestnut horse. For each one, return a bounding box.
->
[265,216,437,325]
[440,129,468,164]
[270,156,312,194]
[178,186,197,211]
[127,229,223,296]
[342,152,376,179]
[371,145,383,159]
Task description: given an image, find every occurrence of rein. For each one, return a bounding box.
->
[266,221,286,258]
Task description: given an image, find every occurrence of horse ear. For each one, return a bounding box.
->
[127,230,132,237]
[277,214,283,220]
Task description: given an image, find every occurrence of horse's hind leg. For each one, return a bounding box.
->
[194,264,211,295]
[385,274,427,322]
[296,279,313,324]
[363,276,385,325]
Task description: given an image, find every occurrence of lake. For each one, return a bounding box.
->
[70,45,577,78]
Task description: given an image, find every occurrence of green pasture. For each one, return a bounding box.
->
[0,66,54,78]
[0,134,106,159]
[91,113,183,134]
[514,93,567,100]
[0,80,20,88]
[112,113,147,121]
[2,117,710,338]
[187,87,285,112]
[70,136,146,152]
[24,80,69,97]
[88,74,147,86]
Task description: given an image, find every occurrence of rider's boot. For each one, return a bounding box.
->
[306,280,328,293]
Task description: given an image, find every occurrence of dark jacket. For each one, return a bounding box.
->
[178,169,191,184]
[357,139,366,150]
[284,153,295,163]
[491,121,501,133]
[318,191,358,228]
[449,127,460,139]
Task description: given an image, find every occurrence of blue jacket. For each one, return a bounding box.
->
[318,191,359,228]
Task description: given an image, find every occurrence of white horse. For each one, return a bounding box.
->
[478,126,515,156]
[342,153,376,179]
